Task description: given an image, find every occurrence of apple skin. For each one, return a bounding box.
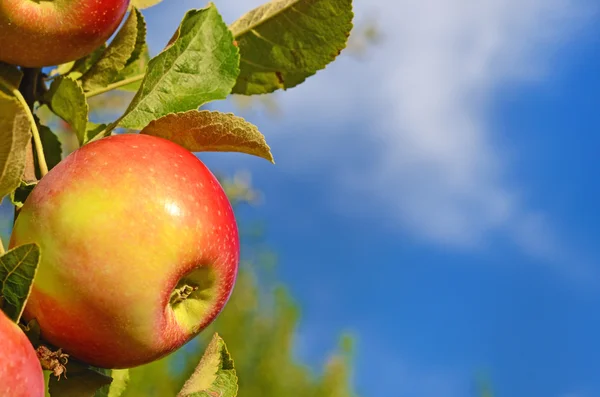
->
[0,311,45,397]
[9,133,239,369]
[0,0,130,67]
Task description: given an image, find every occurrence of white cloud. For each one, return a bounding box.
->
[342,0,592,250]
[144,0,597,276]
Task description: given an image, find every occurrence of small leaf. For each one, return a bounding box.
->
[0,62,24,90]
[94,369,130,397]
[141,110,274,163]
[0,90,31,201]
[86,122,107,143]
[111,9,148,92]
[125,9,147,68]
[177,333,238,397]
[9,180,36,209]
[230,0,354,95]
[51,61,77,77]
[82,8,143,92]
[44,77,89,145]
[0,243,40,322]
[117,3,240,130]
[48,361,113,397]
[130,0,163,9]
[68,45,108,80]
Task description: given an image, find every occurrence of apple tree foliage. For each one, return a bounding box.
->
[0,0,353,396]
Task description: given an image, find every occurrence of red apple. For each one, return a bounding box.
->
[9,133,239,368]
[0,311,45,397]
[0,0,130,67]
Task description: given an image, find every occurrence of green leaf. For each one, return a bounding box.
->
[0,90,31,201]
[116,3,240,130]
[49,362,113,397]
[94,369,129,397]
[0,62,24,90]
[82,8,143,92]
[230,0,354,95]
[44,77,89,145]
[67,45,108,80]
[0,243,40,322]
[130,0,163,9]
[36,119,63,171]
[141,110,274,163]
[177,333,238,397]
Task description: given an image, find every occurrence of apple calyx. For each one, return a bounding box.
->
[169,266,220,334]
[170,285,200,305]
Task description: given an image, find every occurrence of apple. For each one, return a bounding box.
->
[9,133,240,369]
[0,311,45,397]
[0,0,130,67]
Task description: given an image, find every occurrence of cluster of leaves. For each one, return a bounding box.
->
[0,0,353,396]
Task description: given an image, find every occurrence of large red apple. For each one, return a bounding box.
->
[0,311,45,397]
[9,133,239,369]
[0,0,130,67]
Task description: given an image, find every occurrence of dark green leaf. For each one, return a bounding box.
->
[86,122,107,143]
[0,243,40,322]
[19,318,41,347]
[177,333,238,397]
[230,0,354,95]
[82,8,143,92]
[49,361,113,397]
[141,110,274,163]
[116,3,240,130]
[0,90,31,201]
[9,180,36,209]
[0,62,24,91]
[44,77,89,145]
[36,119,63,171]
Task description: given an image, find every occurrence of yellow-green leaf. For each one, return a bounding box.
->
[177,333,238,397]
[141,110,274,163]
[130,0,162,9]
[0,90,31,201]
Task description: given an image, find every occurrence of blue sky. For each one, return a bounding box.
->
[146,0,600,396]
[2,0,600,396]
